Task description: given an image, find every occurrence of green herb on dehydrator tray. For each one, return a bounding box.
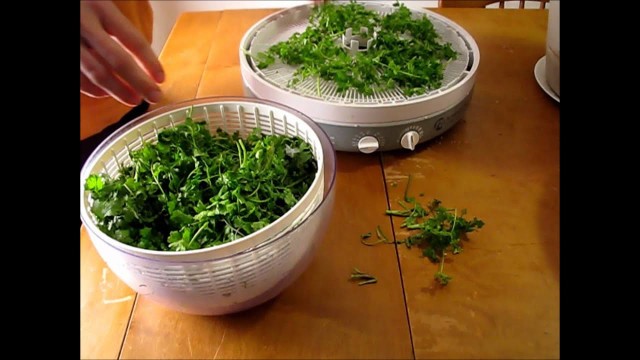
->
[84,118,318,251]
[255,0,458,97]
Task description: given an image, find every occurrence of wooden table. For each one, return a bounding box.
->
[80,7,559,359]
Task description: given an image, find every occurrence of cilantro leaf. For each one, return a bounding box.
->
[84,174,104,192]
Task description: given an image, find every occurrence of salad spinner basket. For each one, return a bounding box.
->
[80,97,336,315]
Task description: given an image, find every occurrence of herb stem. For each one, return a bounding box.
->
[362,225,404,245]
[123,184,134,196]
[376,225,389,242]
[151,164,166,197]
[223,218,243,240]
[361,238,386,246]
[350,268,377,286]
[450,208,457,239]
[358,279,378,286]
[385,209,410,217]
[188,222,208,248]
[404,174,413,202]
[237,139,247,167]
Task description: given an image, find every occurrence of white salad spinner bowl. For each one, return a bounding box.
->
[80,97,336,315]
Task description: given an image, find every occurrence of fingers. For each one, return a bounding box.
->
[81,43,142,106]
[80,73,108,99]
[98,2,165,84]
[80,2,162,104]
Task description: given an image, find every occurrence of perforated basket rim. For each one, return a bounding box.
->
[80,96,336,261]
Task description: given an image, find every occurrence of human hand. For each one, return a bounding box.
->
[80,1,165,106]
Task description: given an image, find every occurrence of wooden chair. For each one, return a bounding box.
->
[438,0,550,9]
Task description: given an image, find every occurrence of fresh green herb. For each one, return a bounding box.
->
[360,232,372,239]
[255,0,457,97]
[350,268,378,286]
[363,175,484,286]
[84,118,317,251]
[400,199,484,285]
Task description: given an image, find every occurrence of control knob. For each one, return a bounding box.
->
[400,130,420,151]
[357,136,379,154]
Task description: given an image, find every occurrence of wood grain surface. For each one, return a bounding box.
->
[80,226,136,359]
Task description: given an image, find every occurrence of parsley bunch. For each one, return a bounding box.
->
[255,0,457,97]
[361,175,484,286]
[84,119,318,251]
[388,198,484,285]
[386,176,484,285]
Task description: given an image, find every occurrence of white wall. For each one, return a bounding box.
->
[149,1,439,54]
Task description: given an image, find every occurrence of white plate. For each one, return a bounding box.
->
[534,56,559,103]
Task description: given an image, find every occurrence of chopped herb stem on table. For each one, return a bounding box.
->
[350,268,378,286]
[363,175,485,286]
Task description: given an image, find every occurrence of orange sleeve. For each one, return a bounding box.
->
[80,0,154,140]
